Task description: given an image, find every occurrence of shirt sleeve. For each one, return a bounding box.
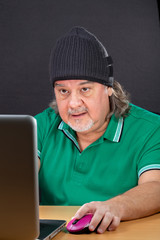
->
[137,126,160,178]
[34,111,47,159]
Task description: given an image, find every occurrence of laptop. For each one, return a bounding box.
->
[0,115,66,240]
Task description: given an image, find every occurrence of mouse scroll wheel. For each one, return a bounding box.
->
[72,219,79,225]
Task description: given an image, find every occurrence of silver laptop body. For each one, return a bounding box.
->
[0,115,39,240]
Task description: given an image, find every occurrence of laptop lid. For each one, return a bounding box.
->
[0,115,39,240]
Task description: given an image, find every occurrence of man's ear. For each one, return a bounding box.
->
[108,87,113,97]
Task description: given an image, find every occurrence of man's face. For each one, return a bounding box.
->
[54,80,112,133]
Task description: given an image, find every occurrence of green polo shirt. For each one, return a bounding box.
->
[35,104,160,205]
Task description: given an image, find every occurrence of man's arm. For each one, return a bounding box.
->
[73,170,160,234]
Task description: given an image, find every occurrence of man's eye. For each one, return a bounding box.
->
[60,89,68,94]
[81,87,89,92]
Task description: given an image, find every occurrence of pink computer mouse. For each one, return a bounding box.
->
[66,213,93,234]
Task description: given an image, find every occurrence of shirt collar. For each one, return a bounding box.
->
[103,115,124,142]
[58,114,124,143]
[58,121,80,150]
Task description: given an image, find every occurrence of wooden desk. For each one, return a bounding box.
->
[39,206,160,240]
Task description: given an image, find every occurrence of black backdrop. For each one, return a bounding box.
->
[0,0,160,115]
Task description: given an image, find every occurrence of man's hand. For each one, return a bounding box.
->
[73,170,160,234]
[73,200,122,233]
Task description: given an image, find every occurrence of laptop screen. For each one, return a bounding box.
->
[0,115,39,240]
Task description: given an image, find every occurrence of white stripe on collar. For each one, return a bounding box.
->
[113,117,124,142]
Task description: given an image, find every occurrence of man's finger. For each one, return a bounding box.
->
[108,216,120,231]
[88,210,104,232]
[96,212,113,233]
[73,203,93,219]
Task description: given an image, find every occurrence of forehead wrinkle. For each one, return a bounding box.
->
[55,80,94,87]
[78,81,94,85]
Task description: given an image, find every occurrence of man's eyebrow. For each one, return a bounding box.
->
[54,83,65,87]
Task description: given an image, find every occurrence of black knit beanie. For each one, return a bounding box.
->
[49,27,114,87]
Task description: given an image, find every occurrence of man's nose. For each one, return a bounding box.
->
[68,92,83,108]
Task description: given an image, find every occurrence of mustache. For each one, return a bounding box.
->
[68,107,88,115]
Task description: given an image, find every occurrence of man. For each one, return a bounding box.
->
[35,27,160,234]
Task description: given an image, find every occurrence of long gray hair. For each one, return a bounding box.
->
[108,80,130,118]
[49,80,130,119]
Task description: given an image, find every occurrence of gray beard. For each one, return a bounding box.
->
[68,119,94,132]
